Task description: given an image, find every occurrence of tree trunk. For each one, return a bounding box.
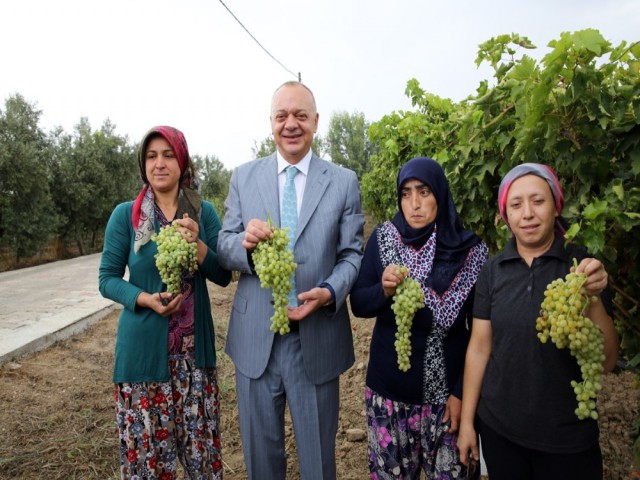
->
[75,228,85,256]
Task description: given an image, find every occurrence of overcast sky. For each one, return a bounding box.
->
[1,0,638,169]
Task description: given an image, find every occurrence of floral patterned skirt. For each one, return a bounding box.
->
[366,386,470,480]
[115,355,222,480]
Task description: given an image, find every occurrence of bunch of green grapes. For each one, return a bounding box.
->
[152,221,198,296]
[391,266,425,372]
[536,260,605,420]
[252,222,297,335]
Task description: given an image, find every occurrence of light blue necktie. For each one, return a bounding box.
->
[281,166,299,306]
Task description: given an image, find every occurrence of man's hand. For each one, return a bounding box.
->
[288,287,333,321]
[242,219,272,251]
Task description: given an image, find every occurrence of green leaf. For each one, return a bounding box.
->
[582,200,608,220]
[572,29,608,55]
[631,149,640,175]
[629,351,640,368]
[495,61,514,79]
[564,222,581,241]
[598,115,610,129]
[612,184,625,201]
[610,40,629,61]
[472,110,484,126]
[496,132,512,151]
[473,159,498,183]
[580,223,606,253]
[508,55,537,81]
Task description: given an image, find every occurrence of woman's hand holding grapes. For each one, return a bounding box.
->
[382,264,408,298]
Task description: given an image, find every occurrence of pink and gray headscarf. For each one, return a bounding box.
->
[498,162,566,233]
[132,126,201,252]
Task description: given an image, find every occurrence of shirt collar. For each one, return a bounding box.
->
[500,234,569,263]
[276,149,312,176]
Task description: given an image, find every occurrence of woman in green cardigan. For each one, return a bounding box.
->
[99,126,231,479]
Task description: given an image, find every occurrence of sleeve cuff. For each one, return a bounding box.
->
[247,250,256,274]
[319,282,336,305]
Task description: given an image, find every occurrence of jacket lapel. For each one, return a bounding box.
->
[297,155,329,243]
[256,154,280,226]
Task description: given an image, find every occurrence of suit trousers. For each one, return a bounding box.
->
[235,331,340,480]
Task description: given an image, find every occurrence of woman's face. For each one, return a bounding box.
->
[145,136,181,194]
[400,179,438,229]
[506,174,558,252]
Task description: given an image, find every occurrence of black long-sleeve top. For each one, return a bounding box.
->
[350,227,473,405]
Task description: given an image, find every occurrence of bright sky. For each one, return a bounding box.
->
[1,0,638,170]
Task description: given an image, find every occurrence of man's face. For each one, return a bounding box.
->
[270,84,319,164]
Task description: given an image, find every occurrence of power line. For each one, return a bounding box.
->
[218,0,300,81]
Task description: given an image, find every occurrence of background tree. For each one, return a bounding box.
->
[312,134,327,158]
[325,110,374,178]
[0,94,59,260]
[193,154,231,218]
[49,118,137,255]
[252,136,276,158]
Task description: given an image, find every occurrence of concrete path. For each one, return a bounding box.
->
[0,253,118,365]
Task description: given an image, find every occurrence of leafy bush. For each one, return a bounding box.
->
[362,29,640,463]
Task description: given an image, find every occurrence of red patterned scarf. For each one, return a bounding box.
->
[132,126,200,253]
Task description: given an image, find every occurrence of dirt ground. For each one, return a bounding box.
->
[0,281,638,479]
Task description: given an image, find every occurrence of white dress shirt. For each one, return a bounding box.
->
[276,149,312,217]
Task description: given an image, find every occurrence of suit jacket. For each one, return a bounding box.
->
[217,153,364,384]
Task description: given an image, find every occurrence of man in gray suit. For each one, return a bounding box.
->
[217,81,364,479]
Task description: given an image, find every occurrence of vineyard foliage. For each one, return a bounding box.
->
[362,30,640,369]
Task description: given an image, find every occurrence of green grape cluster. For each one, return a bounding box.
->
[252,223,297,335]
[391,266,425,372]
[152,221,198,296]
[536,261,604,420]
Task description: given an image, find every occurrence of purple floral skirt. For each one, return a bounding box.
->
[366,386,470,480]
